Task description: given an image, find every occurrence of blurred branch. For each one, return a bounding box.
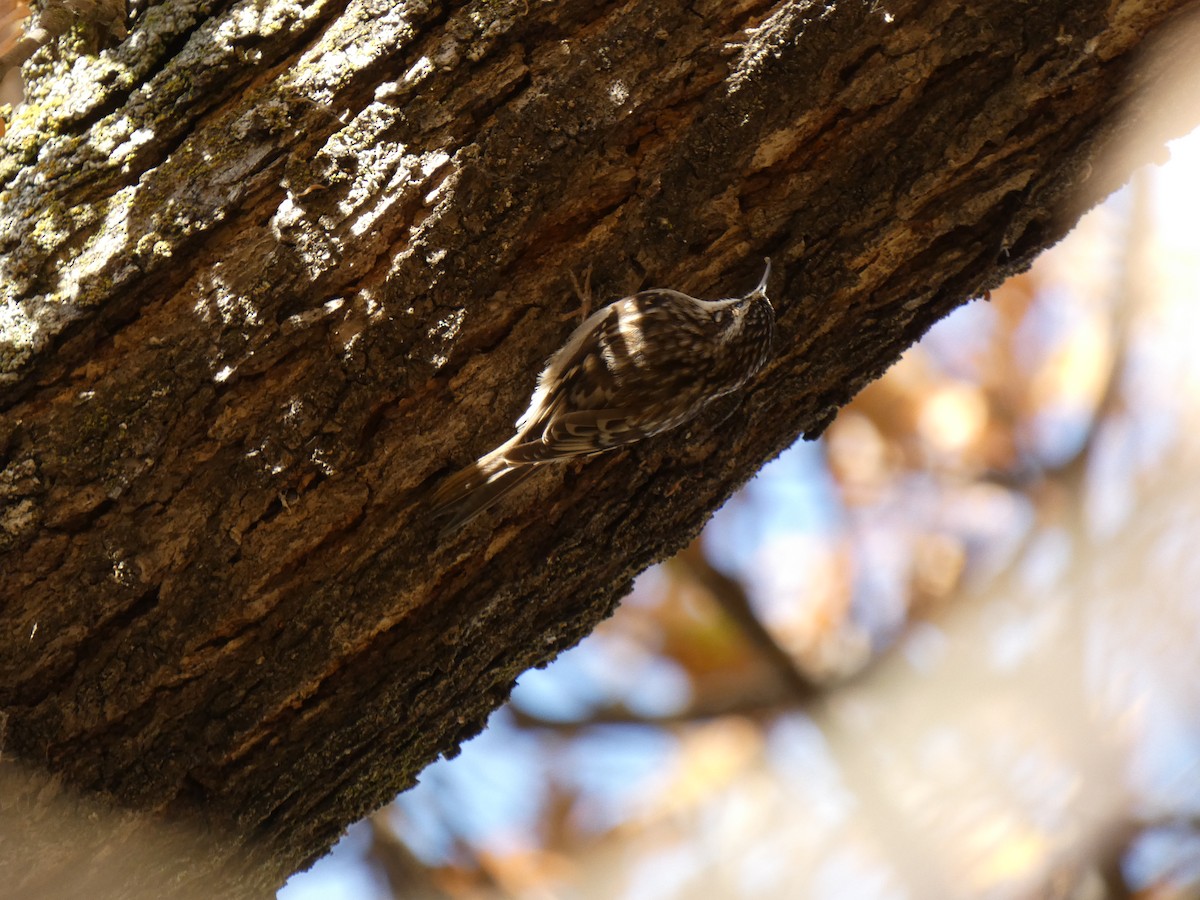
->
[1093,816,1200,898]
[675,542,822,703]
[366,812,453,900]
[1096,840,1136,900]
[509,682,797,732]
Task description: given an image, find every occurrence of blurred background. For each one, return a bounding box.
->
[282,127,1200,899]
[4,4,1195,896]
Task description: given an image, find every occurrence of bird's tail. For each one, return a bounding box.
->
[430,447,537,534]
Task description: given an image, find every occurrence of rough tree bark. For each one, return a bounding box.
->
[1,0,1198,895]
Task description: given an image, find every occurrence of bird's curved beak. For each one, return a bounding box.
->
[748,258,772,302]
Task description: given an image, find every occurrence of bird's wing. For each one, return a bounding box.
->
[505,408,646,463]
[508,291,699,462]
[516,304,619,434]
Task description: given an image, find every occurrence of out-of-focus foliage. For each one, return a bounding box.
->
[0,0,30,120]
[284,133,1200,900]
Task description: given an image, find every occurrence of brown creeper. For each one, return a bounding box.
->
[431,260,775,531]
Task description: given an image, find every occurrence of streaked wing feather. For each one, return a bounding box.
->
[518,304,617,433]
[505,408,646,463]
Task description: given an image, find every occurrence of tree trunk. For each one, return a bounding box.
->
[1,0,1197,895]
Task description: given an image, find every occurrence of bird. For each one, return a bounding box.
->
[431,259,776,532]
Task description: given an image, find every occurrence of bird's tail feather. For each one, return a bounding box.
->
[430,450,537,534]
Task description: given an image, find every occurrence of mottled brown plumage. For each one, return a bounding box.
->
[432,261,775,531]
